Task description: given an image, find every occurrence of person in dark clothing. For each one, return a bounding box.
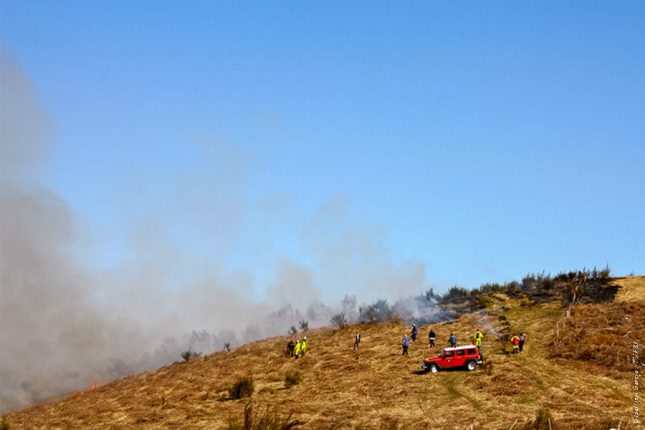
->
[428,329,436,348]
[354,331,361,350]
[287,338,295,357]
[519,333,526,352]
[411,323,418,342]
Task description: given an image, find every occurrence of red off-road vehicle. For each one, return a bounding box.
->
[422,345,483,373]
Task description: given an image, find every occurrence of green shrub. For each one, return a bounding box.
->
[229,376,255,399]
[228,402,302,430]
[284,371,301,388]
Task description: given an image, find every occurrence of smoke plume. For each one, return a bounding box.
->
[0,55,441,413]
[0,55,115,411]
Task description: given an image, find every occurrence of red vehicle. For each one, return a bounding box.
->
[422,345,483,373]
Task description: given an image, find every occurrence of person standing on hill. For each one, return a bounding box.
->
[301,336,308,357]
[449,333,457,347]
[411,323,418,342]
[402,334,410,355]
[287,338,295,357]
[294,338,302,359]
[354,331,361,350]
[511,334,520,354]
[428,328,436,348]
[473,329,484,347]
[519,333,526,352]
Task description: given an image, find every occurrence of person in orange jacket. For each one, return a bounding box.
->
[511,333,520,354]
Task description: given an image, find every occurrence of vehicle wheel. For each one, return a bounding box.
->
[429,364,439,374]
[466,360,476,371]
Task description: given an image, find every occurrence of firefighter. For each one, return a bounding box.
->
[411,323,418,342]
[287,338,295,357]
[294,338,302,358]
[519,333,526,352]
[301,336,308,357]
[428,328,436,348]
[473,329,484,347]
[354,331,361,350]
[511,333,520,354]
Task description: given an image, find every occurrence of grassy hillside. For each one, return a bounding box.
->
[5,276,644,429]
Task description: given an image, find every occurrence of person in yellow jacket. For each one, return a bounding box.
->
[473,329,484,347]
[294,339,302,359]
[300,336,308,357]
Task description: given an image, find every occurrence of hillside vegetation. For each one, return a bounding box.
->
[5,275,644,429]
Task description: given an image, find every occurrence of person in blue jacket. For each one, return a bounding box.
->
[402,334,410,355]
[449,333,457,347]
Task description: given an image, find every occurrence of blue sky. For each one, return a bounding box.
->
[2,1,644,297]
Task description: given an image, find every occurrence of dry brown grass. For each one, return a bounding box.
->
[612,275,645,304]
[547,301,644,376]
[5,278,643,429]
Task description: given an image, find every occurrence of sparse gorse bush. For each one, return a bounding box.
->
[298,320,309,333]
[181,350,201,362]
[565,282,585,304]
[359,299,394,324]
[229,376,255,400]
[284,371,301,388]
[424,288,441,301]
[441,286,470,303]
[288,326,298,336]
[478,283,503,294]
[330,312,348,329]
[228,402,302,430]
[224,342,231,352]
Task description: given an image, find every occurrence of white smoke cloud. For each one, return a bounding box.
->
[1,54,114,411]
[0,53,441,413]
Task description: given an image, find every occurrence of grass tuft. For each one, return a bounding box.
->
[521,408,556,430]
[284,371,301,388]
[228,376,255,400]
[228,402,302,430]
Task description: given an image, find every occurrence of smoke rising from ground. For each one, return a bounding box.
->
[1,55,115,411]
[0,55,441,412]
